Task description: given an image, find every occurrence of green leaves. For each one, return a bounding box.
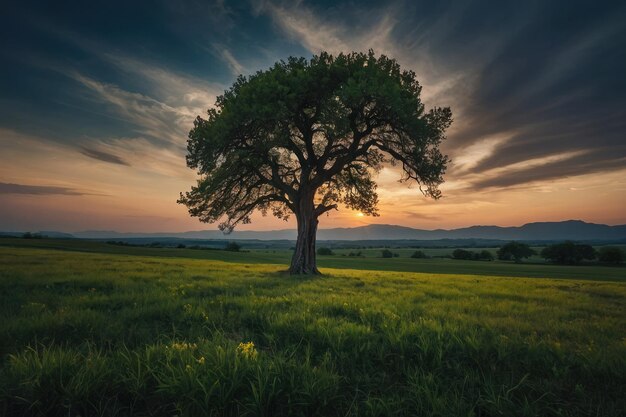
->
[181,50,452,232]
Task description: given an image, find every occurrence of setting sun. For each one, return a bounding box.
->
[356,212,365,217]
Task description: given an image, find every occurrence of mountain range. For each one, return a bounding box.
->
[5,220,623,242]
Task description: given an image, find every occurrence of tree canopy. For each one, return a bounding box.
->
[497,242,535,263]
[540,241,596,265]
[179,51,452,273]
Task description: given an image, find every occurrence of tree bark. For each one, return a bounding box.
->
[289,194,320,275]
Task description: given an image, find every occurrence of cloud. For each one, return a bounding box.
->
[0,182,85,196]
[80,136,193,179]
[470,149,626,190]
[401,211,441,221]
[71,73,190,147]
[259,0,626,193]
[80,146,129,166]
[100,54,221,113]
[213,45,246,76]
[258,1,469,104]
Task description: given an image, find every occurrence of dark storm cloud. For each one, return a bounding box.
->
[80,146,130,166]
[0,182,85,196]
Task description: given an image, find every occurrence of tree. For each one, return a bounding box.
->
[410,250,427,259]
[179,51,451,274]
[224,241,241,252]
[497,241,535,263]
[452,249,473,260]
[381,249,394,258]
[317,247,334,256]
[476,250,494,261]
[597,246,625,264]
[540,241,596,264]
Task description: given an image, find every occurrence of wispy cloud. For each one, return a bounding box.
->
[71,73,190,147]
[258,0,626,194]
[80,146,129,166]
[100,54,221,113]
[257,0,466,104]
[212,44,246,76]
[470,150,626,190]
[0,182,85,196]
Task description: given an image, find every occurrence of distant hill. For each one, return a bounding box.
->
[68,220,626,242]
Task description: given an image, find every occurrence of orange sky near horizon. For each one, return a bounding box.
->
[2,2,625,233]
[2,127,625,232]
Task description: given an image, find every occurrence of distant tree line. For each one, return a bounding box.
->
[448,241,625,265]
[452,249,495,261]
[541,242,624,265]
[22,232,45,239]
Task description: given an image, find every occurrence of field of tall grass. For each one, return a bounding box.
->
[0,243,625,416]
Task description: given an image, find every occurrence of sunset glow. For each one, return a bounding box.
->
[1,2,625,233]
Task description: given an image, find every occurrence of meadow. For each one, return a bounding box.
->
[0,239,625,416]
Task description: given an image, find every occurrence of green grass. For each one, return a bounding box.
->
[0,243,625,416]
[2,238,624,281]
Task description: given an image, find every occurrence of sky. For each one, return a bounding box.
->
[1,0,625,232]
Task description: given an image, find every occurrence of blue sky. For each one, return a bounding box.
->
[1,0,625,232]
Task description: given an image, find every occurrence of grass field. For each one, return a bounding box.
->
[0,240,625,416]
[2,238,624,281]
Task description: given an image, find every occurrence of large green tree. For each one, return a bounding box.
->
[179,51,452,274]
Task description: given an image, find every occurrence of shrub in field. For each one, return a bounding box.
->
[497,241,535,263]
[22,232,43,239]
[541,241,596,264]
[410,250,427,259]
[452,249,473,260]
[598,246,625,264]
[224,241,241,252]
[317,247,334,256]
[381,249,394,258]
[476,250,494,261]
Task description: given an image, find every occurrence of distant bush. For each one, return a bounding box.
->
[381,249,394,258]
[22,232,43,239]
[148,242,162,248]
[451,248,494,261]
[410,250,427,259]
[452,249,474,260]
[107,240,124,246]
[597,246,625,264]
[348,251,362,257]
[476,250,494,261]
[541,241,596,265]
[224,242,241,252]
[317,247,334,256]
[497,241,535,263]
[177,244,186,249]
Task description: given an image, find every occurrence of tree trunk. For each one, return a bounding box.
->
[289,195,320,275]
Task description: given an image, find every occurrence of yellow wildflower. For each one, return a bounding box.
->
[236,341,258,360]
[169,341,198,351]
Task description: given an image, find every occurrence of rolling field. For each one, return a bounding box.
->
[2,238,625,281]
[0,241,625,416]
